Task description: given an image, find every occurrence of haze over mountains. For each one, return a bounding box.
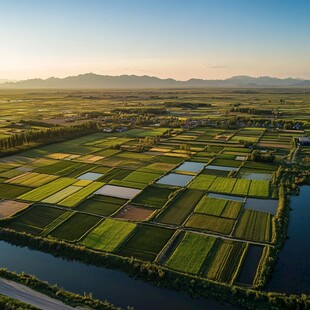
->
[0,73,309,89]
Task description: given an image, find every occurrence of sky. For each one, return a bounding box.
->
[0,0,309,80]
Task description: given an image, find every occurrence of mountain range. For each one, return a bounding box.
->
[0,73,309,88]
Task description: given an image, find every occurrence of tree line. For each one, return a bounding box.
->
[0,121,99,152]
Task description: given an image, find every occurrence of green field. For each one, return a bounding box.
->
[165,232,216,274]
[204,240,246,283]
[59,182,104,207]
[188,174,216,190]
[248,180,270,198]
[185,213,235,235]
[194,196,227,216]
[18,178,76,202]
[117,225,174,261]
[234,209,272,242]
[50,213,101,241]
[7,205,67,235]
[132,185,176,208]
[76,195,127,216]
[81,218,137,252]
[0,183,31,199]
[156,189,204,225]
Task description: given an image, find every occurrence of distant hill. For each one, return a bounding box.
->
[0,73,309,89]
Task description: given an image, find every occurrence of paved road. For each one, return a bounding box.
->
[0,277,80,310]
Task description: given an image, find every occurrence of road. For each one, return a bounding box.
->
[0,277,81,310]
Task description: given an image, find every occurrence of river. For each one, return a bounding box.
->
[0,240,235,309]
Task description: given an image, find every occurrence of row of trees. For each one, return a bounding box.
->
[0,121,99,152]
[251,150,275,162]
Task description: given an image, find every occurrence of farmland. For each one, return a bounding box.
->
[0,91,308,309]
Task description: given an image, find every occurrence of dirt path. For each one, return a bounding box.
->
[0,277,80,310]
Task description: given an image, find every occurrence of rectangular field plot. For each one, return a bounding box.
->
[58,182,104,207]
[244,198,278,215]
[185,213,235,235]
[98,168,133,183]
[123,171,162,185]
[18,178,76,202]
[0,183,31,199]
[156,189,204,225]
[208,177,237,194]
[76,195,127,216]
[203,240,247,283]
[175,161,205,174]
[117,225,175,261]
[132,185,177,208]
[188,174,216,190]
[81,219,137,252]
[35,161,89,176]
[50,213,102,241]
[42,185,82,204]
[194,196,227,216]
[156,173,194,187]
[0,200,30,219]
[236,245,265,285]
[95,185,141,199]
[233,209,272,243]
[77,172,103,181]
[231,179,251,196]
[7,205,67,235]
[7,172,57,187]
[248,180,270,198]
[165,232,216,275]
[114,204,154,221]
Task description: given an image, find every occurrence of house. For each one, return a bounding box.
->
[298,137,310,145]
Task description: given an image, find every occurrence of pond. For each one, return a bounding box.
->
[156,173,194,187]
[267,186,310,294]
[244,198,278,215]
[205,165,238,172]
[0,241,236,310]
[236,245,264,285]
[207,193,245,202]
[239,172,272,181]
[176,161,205,173]
[95,185,141,199]
[78,172,103,181]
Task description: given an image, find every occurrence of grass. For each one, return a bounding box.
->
[156,189,204,225]
[18,178,76,202]
[185,213,235,235]
[248,180,270,198]
[234,209,272,242]
[8,205,66,235]
[50,213,101,241]
[208,177,237,194]
[0,183,31,199]
[188,174,216,190]
[81,218,137,252]
[58,182,104,207]
[204,240,246,283]
[76,195,127,216]
[165,232,216,274]
[132,185,176,208]
[117,225,174,261]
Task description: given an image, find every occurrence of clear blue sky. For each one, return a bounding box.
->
[0,0,309,80]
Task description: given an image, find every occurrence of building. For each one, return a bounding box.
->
[298,137,310,145]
